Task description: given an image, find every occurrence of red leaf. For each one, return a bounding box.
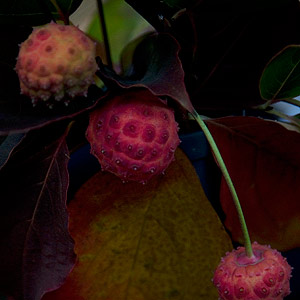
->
[97,32,194,113]
[0,125,76,299]
[206,116,300,251]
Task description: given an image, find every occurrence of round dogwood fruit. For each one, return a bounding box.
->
[86,89,181,183]
[213,242,292,300]
[15,22,98,107]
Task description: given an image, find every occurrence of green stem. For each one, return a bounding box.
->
[191,109,253,257]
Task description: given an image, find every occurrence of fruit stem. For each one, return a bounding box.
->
[191,109,253,258]
[97,0,113,69]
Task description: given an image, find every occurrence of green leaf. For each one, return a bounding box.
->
[0,0,83,25]
[260,45,300,101]
[87,0,152,64]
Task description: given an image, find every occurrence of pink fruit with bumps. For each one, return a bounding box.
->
[15,22,98,107]
[86,89,181,183]
[213,242,292,300]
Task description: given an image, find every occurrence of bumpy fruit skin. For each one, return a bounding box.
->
[86,89,181,183]
[213,242,292,300]
[15,22,97,107]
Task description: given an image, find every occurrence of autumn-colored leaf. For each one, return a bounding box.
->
[0,84,105,135]
[97,32,195,113]
[0,124,76,299]
[43,149,232,300]
[206,116,300,251]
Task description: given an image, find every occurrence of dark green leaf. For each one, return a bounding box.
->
[0,0,83,25]
[260,45,300,101]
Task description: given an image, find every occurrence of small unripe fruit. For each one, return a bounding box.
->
[213,242,292,300]
[86,89,181,183]
[15,22,98,107]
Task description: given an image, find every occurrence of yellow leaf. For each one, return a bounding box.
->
[43,149,232,300]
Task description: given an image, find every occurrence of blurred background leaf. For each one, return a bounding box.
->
[86,0,153,66]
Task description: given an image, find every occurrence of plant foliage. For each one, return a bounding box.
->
[0,0,300,299]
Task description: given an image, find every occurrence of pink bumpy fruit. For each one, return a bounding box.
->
[15,22,98,107]
[86,89,181,183]
[213,242,292,300]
